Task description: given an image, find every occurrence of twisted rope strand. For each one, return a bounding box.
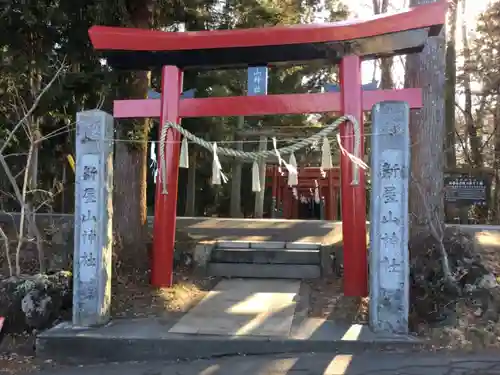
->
[159,115,366,193]
[159,122,168,193]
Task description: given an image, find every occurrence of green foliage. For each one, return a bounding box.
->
[0,0,349,214]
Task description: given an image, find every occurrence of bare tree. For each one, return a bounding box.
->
[0,61,67,276]
[372,0,394,89]
[459,0,483,167]
[444,0,458,168]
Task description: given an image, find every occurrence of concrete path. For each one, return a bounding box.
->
[169,279,301,336]
[176,217,344,245]
[33,352,500,375]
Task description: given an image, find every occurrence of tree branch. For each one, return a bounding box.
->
[0,59,66,154]
[0,224,13,277]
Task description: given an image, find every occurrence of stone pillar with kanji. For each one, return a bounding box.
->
[369,101,410,334]
[72,110,114,327]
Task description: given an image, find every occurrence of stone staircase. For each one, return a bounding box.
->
[207,241,322,279]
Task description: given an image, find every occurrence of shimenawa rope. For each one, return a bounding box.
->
[158,115,367,194]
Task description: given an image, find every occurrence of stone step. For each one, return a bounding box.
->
[207,263,321,279]
[211,248,320,265]
[216,241,322,250]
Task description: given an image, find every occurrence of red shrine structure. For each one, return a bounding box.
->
[88,1,447,296]
[266,166,341,220]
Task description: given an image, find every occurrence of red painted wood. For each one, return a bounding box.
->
[292,192,299,219]
[328,171,335,221]
[266,180,336,189]
[340,55,368,297]
[267,167,341,179]
[89,2,447,52]
[152,66,183,288]
[271,166,277,199]
[113,89,422,119]
[286,188,293,219]
[276,167,281,213]
[333,190,339,221]
[281,185,291,219]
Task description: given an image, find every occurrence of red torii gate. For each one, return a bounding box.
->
[88,1,447,296]
[266,166,341,220]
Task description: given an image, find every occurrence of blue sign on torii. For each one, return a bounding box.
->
[247,66,268,96]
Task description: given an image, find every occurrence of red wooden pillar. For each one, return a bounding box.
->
[328,171,335,221]
[285,188,292,219]
[276,172,281,216]
[271,166,278,218]
[152,66,183,288]
[283,187,287,218]
[339,55,367,297]
[292,190,299,219]
[332,188,339,221]
[323,185,330,220]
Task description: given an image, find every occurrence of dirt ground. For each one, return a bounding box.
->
[416,230,500,350]
[307,276,368,323]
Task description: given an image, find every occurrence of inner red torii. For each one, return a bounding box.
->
[88,1,447,297]
[266,166,341,220]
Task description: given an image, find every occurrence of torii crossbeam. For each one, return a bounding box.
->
[88,1,447,296]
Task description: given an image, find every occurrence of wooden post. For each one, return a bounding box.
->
[340,55,368,297]
[152,66,183,288]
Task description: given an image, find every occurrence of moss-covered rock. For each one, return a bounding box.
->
[0,271,72,333]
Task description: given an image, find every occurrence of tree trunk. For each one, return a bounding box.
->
[373,0,393,89]
[405,0,446,236]
[230,116,244,218]
[494,97,500,223]
[444,0,457,168]
[461,0,482,167]
[254,136,267,218]
[113,0,153,251]
[184,150,197,216]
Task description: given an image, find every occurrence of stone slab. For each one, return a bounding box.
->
[285,242,321,250]
[168,279,300,337]
[207,263,321,279]
[250,241,286,249]
[36,317,423,364]
[217,241,250,249]
[210,248,320,264]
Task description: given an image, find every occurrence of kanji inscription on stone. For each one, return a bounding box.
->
[369,101,410,334]
[73,110,113,327]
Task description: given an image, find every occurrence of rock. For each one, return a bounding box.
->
[408,227,500,330]
[0,271,72,333]
[473,307,483,317]
[478,274,498,289]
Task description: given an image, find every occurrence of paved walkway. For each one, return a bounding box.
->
[169,279,301,336]
[176,217,344,244]
[33,352,500,375]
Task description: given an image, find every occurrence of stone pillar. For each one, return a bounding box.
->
[72,110,113,327]
[369,101,410,334]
